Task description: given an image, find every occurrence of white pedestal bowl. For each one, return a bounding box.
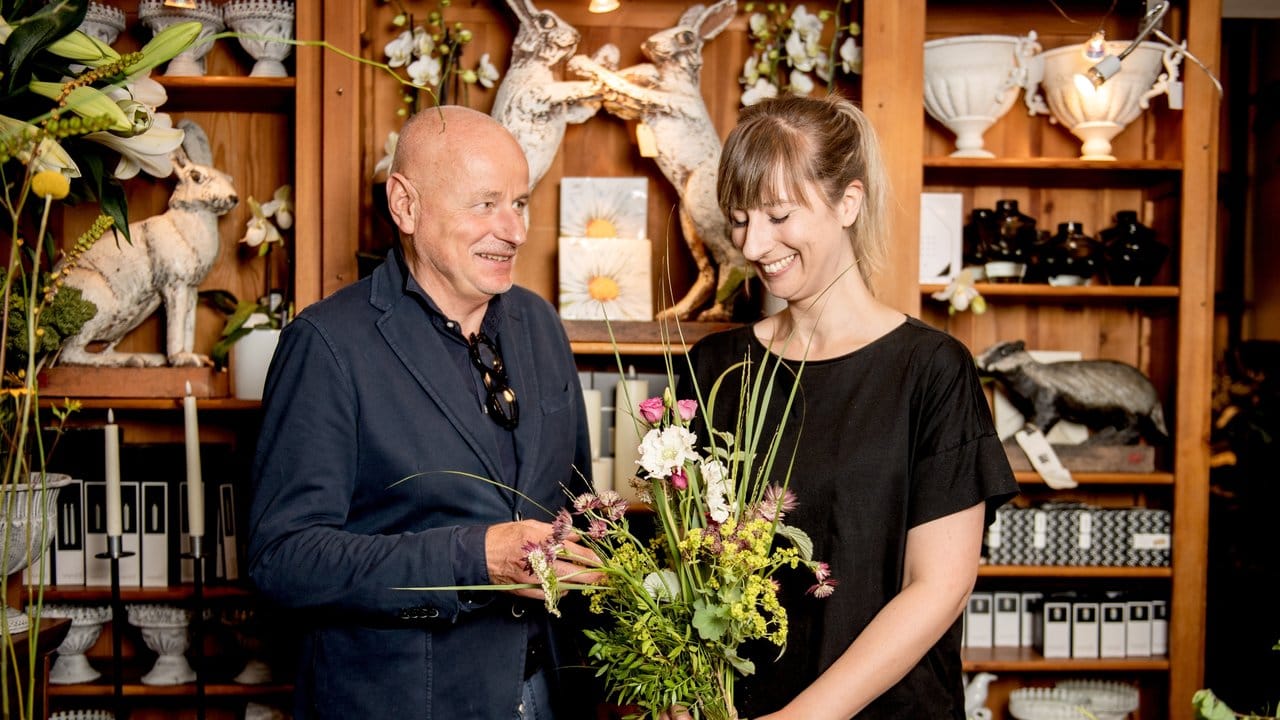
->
[35,604,112,684]
[923,33,1045,158]
[223,0,296,78]
[2,474,71,633]
[1037,40,1182,160]
[127,604,197,685]
[79,2,127,46]
[137,0,224,77]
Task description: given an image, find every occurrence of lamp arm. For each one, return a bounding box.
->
[1117,1,1170,61]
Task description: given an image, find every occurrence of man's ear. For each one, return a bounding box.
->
[839,180,864,228]
[386,172,419,236]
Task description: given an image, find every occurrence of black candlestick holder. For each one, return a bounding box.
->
[183,535,208,720]
[96,535,134,720]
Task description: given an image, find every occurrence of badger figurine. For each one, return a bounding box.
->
[975,340,1168,445]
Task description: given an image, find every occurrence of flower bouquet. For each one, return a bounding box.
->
[522,349,835,720]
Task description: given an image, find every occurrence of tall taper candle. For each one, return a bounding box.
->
[184,381,204,537]
[582,388,603,460]
[105,409,122,537]
[612,371,648,502]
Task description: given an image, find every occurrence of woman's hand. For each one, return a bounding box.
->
[659,706,692,720]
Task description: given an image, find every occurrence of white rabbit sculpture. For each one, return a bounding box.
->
[569,0,745,321]
[56,119,238,367]
[491,0,608,192]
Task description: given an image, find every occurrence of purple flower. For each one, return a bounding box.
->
[587,519,609,540]
[755,484,798,521]
[572,493,601,514]
[813,561,832,582]
[638,396,665,425]
[676,399,698,422]
[551,508,574,543]
[669,467,688,491]
[807,578,838,599]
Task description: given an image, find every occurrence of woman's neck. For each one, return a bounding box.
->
[756,272,903,361]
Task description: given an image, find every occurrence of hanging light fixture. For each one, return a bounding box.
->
[1075,2,1168,92]
[163,0,199,7]
[589,0,620,13]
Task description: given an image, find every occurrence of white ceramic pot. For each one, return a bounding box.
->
[137,0,224,77]
[79,2,127,46]
[36,604,112,684]
[232,327,282,400]
[923,33,1045,158]
[127,604,196,685]
[2,474,71,633]
[1037,40,1182,160]
[222,0,296,78]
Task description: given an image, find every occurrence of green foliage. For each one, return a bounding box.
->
[198,289,281,368]
[0,268,94,369]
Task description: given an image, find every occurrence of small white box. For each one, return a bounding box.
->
[993,592,1021,647]
[919,192,963,283]
[1100,601,1128,657]
[1151,600,1169,655]
[965,592,994,648]
[1126,601,1153,656]
[1042,601,1072,658]
[1072,602,1101,659]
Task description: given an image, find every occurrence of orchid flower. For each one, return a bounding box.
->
[406,54,442,89]
[840,36,863,75]
[384,30,414,67]
[261,185,293,230]
[477,54,500,89]
[241,196,282,250]
[741,78,779,106]
[789,69,815,95]
[373,130,399,179]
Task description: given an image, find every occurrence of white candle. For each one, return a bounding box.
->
[612,373,648,502]
[582,388,603,460]
[183,381,204,537]
[104,409,122,537]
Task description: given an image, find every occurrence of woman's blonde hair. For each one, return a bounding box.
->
[716,94,890,293]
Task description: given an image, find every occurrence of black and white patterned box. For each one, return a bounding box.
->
[1128,508,1172,567]
[1094,509,1130,566]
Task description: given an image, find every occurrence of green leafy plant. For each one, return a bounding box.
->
[1193,639,1280,720]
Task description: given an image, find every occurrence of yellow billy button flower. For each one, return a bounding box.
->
[32,170,70,200]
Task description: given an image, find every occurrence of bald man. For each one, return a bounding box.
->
[249,107,599,719]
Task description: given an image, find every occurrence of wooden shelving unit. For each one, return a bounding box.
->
[962,646,1171,673]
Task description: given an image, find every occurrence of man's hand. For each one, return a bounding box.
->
[485,519,603,599]
[659,706,693,720]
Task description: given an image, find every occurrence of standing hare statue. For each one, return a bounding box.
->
[569,0,746,321]
[56,120,239,367]
[492,0,608,192]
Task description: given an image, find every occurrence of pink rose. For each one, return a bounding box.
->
[638,396,665,424]
[676,399,698,422]
[669,467,688,491]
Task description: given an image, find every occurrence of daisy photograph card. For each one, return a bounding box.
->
[558,177,653,321]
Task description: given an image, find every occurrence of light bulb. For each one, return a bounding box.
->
[588,0,620,12]
[163,0,199,7]
[1084,31,1107,60]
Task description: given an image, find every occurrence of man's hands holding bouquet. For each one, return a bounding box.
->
[486,518,603,601]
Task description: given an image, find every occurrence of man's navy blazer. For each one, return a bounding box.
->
[248,252,593,718]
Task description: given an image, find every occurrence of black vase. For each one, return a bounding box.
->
[983,199,1038,283]
[1101,210,1169,286]
[1039,221,1102,285]
[963,208,996,270]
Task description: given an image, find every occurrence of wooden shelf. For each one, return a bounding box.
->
[920,283,1179,300]
[33,585,255,603]
[40,398,261,412]
[564,320,738,356]
[1014,471,1174,486]
[924,157,1182,187]
[978,566,1172,579]
[156,76,295,113]
[962,646,1170,672]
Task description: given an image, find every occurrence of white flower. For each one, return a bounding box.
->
[840,36,863,75]
[477,53,500,89]
[84,112,184,179]
[790,5,824,39]
[642,570,680,601]
[931,268,986,314]
[702,459,732,523]
[407,54,442,89]
[261,185,293,230]
[240,197,281,248]
[384,30,414,68]
[125,73,168,109]
[815,52,832,83]
[0,115,81,178]
[789,69,815,95]
[412,26,435,58]
[373,130,398,179]
[784,30,814,72]
[748,12,769,36]
[741,78,778,106]
[741,54,761,85]
[637,426,698,477]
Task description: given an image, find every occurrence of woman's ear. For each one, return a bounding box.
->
[838,180,864,228]
[385,172,419,236]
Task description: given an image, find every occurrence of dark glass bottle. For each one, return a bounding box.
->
[983,199,1038,283]
[1039,221,1102,285]
[1100,210,1170,286]
[963,208,996,270]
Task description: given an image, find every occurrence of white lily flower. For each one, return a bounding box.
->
[637,426,698,477]
[840,36,863,75]
[127,73,168,109]
[373,130,398,179]
[477,53,500,89]
[384,30,414,68]
[0,115,81,177]
[741,78,778,106]
[84,112,184,179]
[406,54,442,89]
[789,69,815,95]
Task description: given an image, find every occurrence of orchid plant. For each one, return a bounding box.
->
[739,1,862,106]
[381,0,500,116]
